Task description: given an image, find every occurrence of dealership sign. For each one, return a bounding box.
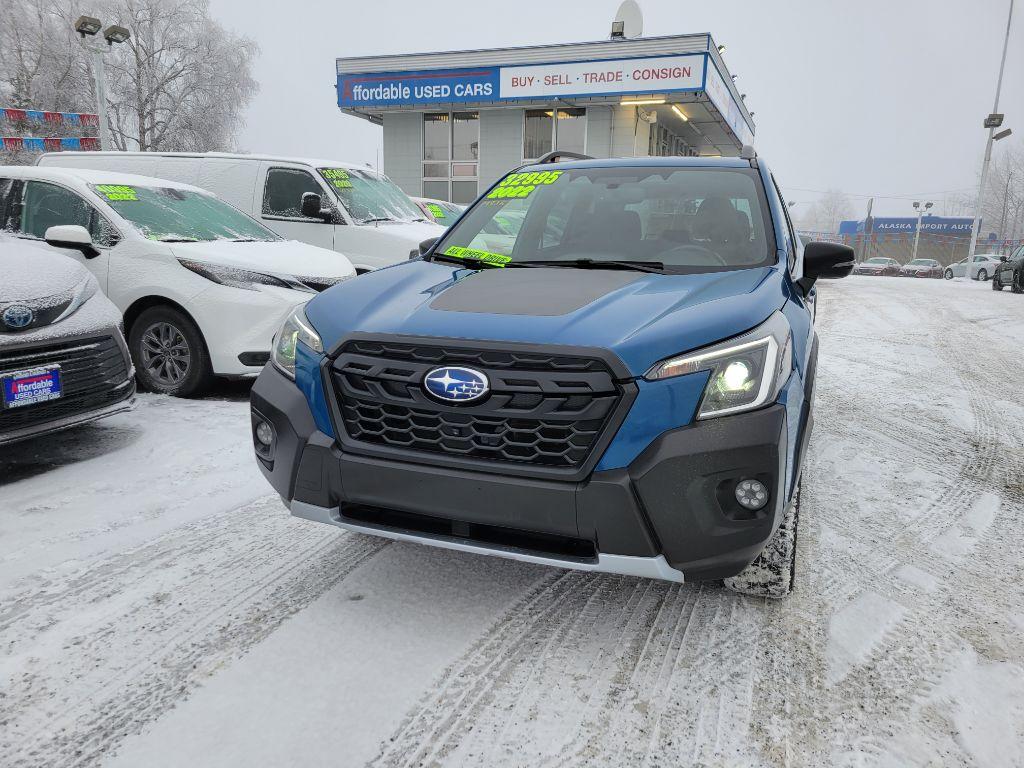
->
[839,217,979,236]
[340,53,705,106]
[339,68,499,106]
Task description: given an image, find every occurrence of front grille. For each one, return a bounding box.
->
[0,335,132,433]
[329,339,628,473]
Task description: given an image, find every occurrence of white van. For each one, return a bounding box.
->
[37,152,444,272]
[1,166,355,396]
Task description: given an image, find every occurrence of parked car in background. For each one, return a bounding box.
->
[1,236,134,445]
[251,151,855,598]
[992,245,1024,293]
[944,253,1002,280]
[37,152,444,273]
[413,197,465,227]
[854,257,901,276]
[0,166,355,397]
[899,258,942,278]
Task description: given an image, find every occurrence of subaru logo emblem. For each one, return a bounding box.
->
[423,366,489,403]
[2,304,34,330]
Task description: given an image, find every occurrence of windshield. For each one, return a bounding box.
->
[866,258,889,264]
[92,184,280,242]
[908,259,932,266]
[318,168,424,224]
[433,166,774,273]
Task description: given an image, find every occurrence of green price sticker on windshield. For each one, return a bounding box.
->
[96,184,137,201]
[426,203,446,219]
[486,170,563,200]
[443,246,511,267]
[321,168,354,189]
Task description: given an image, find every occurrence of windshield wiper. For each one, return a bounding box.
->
[361,216,396,224]
[515,259,666,274]
[429,252,504,269]
[156,236,199,243]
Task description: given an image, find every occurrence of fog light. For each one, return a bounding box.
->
[255,420,274,447]
[735,479,768,511]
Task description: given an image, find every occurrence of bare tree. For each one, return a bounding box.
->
[0,0,258,159]
[798,189,855,234]
[978,141,1024,241]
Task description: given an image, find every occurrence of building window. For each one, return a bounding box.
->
[523,108,587,160]
[423,112,478,202]
[648,123,692,157]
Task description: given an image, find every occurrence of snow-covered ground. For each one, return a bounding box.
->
[2,276,1023,767]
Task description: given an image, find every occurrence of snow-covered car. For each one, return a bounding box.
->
[37,152,444,273]
[899,258,942,278]
[412,197,465,227]
[944,253,1002,281]
[853,257,901,276]
[0,166,356,397]
[0,236,135,445]
[992,245,1024,293]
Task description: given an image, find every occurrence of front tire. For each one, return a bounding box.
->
[129,306,214,397]
[1013,276,1024,294]
[723,485,800,598]
[977,268,989,281]
[944,268,954,280]
[993,277,1003,290]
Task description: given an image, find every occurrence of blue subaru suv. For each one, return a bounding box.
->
[250,149,853,597]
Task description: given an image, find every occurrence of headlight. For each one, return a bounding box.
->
[54,273,99,323]
[271,307,323,379]
[177,259,314,292]
[645,312,793,419]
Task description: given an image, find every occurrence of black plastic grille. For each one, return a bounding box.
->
[331,340,624,470]
[0,335,132,433]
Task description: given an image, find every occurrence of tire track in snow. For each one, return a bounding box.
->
[0,496,389,768]
[370,574,766,768]
[797,282,1024,763]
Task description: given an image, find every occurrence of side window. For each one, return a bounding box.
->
[262,168,326,218]
[770,174,797,271]
[20,181,116,247]
[0,178,19,233]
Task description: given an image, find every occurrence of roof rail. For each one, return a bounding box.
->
[533,150,593,164]
[739,145,757,160]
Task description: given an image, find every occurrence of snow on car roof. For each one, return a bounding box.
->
[3,165,207,193]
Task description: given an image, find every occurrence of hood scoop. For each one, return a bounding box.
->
[429,267,642,317]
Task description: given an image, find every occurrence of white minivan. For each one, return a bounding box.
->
[0,166,355,396]
[37,152,444,272]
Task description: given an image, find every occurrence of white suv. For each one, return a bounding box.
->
[0,166,356,396]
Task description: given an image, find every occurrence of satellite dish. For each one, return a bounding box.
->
[612,0,643,39]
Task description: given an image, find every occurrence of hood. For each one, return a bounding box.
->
[0,240,87,301]
[305,260,786,377]
[356,220,444,246]
[168,239,355,279]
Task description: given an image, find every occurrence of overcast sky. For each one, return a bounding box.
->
[209,0,1021,218]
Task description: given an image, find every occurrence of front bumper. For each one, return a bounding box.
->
[251,363,789,582]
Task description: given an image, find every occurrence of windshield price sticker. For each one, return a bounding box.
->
[443,246,512,267]
[486,170,563,200]
[427,203,446,219]
[95,184,138,201]
[320,168,354,189]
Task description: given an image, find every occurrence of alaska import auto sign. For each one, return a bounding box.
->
[337,53,706,107]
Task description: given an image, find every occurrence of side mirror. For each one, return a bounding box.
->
[797,241,855,294]
[44,224,100,259]
[300,192,334,223]
[418,237,439,257]
[1000,256,1008,262]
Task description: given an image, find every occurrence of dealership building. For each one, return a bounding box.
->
[335,33,755,204]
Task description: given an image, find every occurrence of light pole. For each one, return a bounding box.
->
[911,201,934,263]
[74,16,130,151]
[967,0,1015,260]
